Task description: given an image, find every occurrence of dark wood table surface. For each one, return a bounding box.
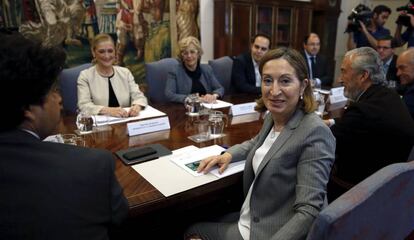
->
[59,94,263,218]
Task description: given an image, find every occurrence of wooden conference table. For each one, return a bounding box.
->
[59,94,263,218]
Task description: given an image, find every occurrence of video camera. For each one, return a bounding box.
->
[396,0,414,27]
[345,4,373,33]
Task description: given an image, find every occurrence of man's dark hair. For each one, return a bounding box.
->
[303,33,320,45]
[251,33,271,49]
[373,5,391,15]
[377,35,397,48]
[0,33,66,132]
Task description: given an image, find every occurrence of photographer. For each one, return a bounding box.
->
[347,5,391,50]
[394,8,414,48]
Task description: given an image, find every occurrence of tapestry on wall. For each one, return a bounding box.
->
[0,0,200,85]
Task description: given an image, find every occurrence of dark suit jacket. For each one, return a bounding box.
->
[302,51,332,87]
[403,84,414,120]
[0,130,129,240]
[330,85,414,191]
[385,54,406,95]
[231,52,261,94]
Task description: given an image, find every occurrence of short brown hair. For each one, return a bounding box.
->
[255,47,317,113]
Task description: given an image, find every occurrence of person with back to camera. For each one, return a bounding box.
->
[184,47,336,240]
[165,36,224,103]
[77,33,148,117]
[0,32,129,239]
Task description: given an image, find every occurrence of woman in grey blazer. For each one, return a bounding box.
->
[165,36,224,103]
[186,48,335,240]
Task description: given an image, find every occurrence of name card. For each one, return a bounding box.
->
[229,102,256,116]
[328,87,348,110]
[127,116,170,136]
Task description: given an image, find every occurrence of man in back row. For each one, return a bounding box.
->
[231,33,271,94]
[325,47,414,202]
[0,33,129,239]
[302,32,332,88]
[397,48,414,119]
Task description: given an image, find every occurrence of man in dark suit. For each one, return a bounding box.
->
[0,33,129,239]
[397,48,414,120]
[302,33,332,88]
[324,47,414,202]
[375,35,404,94]
[231,33,271,94]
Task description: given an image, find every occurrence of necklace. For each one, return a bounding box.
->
[96,65,114,77]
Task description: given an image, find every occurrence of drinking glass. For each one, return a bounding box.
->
[76,109,94,133]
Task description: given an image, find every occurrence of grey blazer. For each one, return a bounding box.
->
[227,109,335,240]
[165,63,224,103]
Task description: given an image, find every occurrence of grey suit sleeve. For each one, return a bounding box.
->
[271,125,335,240]
[165,68,188,103]
[204,65,224,97]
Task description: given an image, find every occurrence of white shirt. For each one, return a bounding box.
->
[252,59,261,87]
[238,130,280,240]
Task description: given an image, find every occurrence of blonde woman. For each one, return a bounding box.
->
[165,36,224,103]
[77,33,147,117]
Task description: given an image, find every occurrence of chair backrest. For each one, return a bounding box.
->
[59,63,92,113]
[208,56,233,94]
[145,58,179,103]
[307,161,414,240]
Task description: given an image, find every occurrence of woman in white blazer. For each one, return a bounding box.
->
[185,48,335,240]
[77,33,147,117]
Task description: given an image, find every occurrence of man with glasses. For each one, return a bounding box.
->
[375,35,403,93]
[302,33,331,88]
[0,33,128,239]
[231,33,271,94]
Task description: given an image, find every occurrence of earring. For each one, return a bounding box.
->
[300,95,303,100]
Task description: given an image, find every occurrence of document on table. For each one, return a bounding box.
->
[133,145,245,197]
[202,100,233,109]
[93,105,166,126]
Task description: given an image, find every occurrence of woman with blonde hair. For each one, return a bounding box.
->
[165,36,224,103]
[77,33,147,117]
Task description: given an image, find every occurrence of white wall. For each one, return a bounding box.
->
[200,0,214,62]
[333,0,407,82]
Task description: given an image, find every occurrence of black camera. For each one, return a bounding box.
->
[345,4,373,33]
[396,0,414,27]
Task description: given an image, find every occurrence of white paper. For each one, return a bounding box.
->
[93,105,166,126]
[229,102,256,116]
[133,145,245,197]
[170,145,226,176]
[231,112,260,125]
[127,116,170,136]
[202,100,233,109]
[210,160,245,178]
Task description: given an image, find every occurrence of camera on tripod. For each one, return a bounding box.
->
[346,4,373,33]
[396,0,414,27]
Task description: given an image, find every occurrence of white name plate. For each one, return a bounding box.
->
[127,116,170,136]
[229,102,256,116]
